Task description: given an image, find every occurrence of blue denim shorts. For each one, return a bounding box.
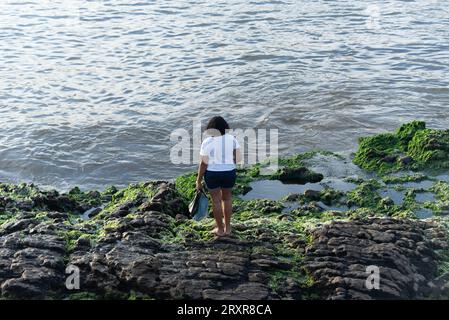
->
[204,169,237,190]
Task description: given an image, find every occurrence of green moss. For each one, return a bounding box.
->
[233,216,314,297]
[319,188,344,206]
[353,133,403,173]
[35,211,49,221]
[96,219,121,238]
[391,209,416,219]
[347,180,382,208]
[267,151,339,184]
[426,181,449,214]
[268,268,312,296]
[66,291,131,300]
[437,249,449,277]
[102,185,118,197]
[173,151,335,199]
[402,189,419,207]
[67,292,100,300]
[231,209,260,221]
[354,121,449,173]
[344,177,365,184]
[100,182,157,215]
[342,207,374,219]
[234,199,284,217]
[269,166,323,184]
[127,292,155,300]
[160,218,215,244]
[396,120,426,146]
[0,211,14,226]
[58,227,98,253]
[0,182,42,201]
[435,218,449,291]
[278,150,343,167]
[67,187,102,207]
[382,173,428,184]
[60,229,82,252]
[265,231,316,298]
[231,215,311,245]
[233,165,261,195]
[408,129,449,167]
[431,181,449,201]
[290,204,324,219]
[343,180,425,218]
[175,172,197,201]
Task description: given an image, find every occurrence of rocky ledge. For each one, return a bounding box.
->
[304,218,449,299]
[0,181,448,300]
[0,181,311,300]
[1,121,449,300]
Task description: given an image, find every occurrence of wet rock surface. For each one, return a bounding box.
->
[0,223,67,299]
[0,182,308,299]
[67,224,291,300]
[354,121,449,173]
[2,145,449,300]
[304,218,449,299]
[1,179,448,300]
[274,167,324,184]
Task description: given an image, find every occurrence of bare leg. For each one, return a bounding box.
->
[221,188,232,235]
[209,189,224,236]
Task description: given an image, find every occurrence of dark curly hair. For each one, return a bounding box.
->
[205,116,230,136]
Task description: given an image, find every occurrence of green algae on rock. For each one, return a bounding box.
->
[99,182,158,215]
[408,128,449,166]
[173,151,327,202]
[234,199,284,216]
[382,173,428,184]
[299,188,344,206]
[270,166,323,184]
[346,179,382,208]
[353,121,449,173]
[271,151,344,184]
[426,181,449,215]
[174,172,197,201]
[2,143,449,299]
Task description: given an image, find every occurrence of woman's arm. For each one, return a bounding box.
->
[233,148,242,166]
[196,156,208,190]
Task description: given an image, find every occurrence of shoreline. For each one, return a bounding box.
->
[1,121,449,300]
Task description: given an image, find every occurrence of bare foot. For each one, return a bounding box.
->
[212,227,224,237]
[224,227,232,236]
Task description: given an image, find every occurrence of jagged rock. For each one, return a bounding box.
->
[38,194,82,213]
[66,233,296,299]
[75,237,91,248]
[47,212,69,220]
[381,155,397,163]
[275,167,324,184]
[399,156,413,165]
[1,219,35,234]
[303,218,445,299]
[1,279,43,298]
[202,283,269,300]
[1,181,449,301]
[304,189,321,200]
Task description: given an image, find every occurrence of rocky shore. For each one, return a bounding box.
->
[1,121,449,300]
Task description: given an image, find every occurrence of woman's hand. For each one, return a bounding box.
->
[196,179,203,191]
[196,157,207,191]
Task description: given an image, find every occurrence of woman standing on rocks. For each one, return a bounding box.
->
[196,116,242,236]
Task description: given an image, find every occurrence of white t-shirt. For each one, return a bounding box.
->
[200,134,240,171]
